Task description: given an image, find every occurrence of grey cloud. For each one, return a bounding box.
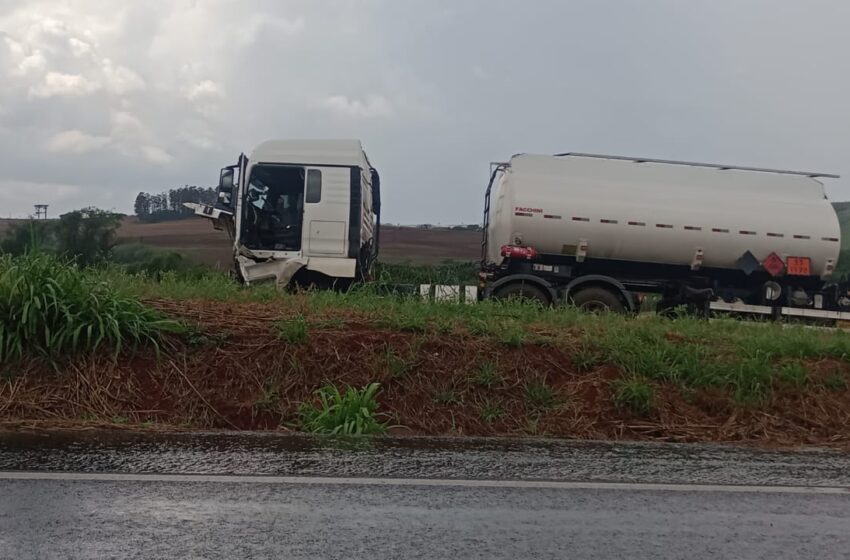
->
[0,0,848,224]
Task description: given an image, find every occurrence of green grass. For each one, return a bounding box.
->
[297,382,389,435]
[434,389,459,405]
[374,261,477,285]
[613,377,655,416]
[473,362,502,388]
[385,346,410,378]
[478,399,504,423]
[111,243,211,279]
[523,380,559,411]
[255,379,282,412]
[824,373,848,391]
[0,253,179,363]
[496,323,527,347]
[276,315,308,344]
[77,261,850,406]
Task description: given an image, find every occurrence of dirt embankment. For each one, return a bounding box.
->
[3,298,850,448]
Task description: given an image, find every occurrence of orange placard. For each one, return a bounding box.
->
[786,256,811,276]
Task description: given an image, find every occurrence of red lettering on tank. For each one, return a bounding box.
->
[515,207,543,213]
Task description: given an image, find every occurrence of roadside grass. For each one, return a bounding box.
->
[613,377,655,416]
[297,382,389,435]
[276,315,308,344]
[76,263,850,406]
[473,362,502,388]
[374,261,477,286]
[523,380,560,411]
[255,379,282,412]
[0,253,180,363]
[477,398,504,424]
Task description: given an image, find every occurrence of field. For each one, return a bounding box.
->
[114,217,481,267]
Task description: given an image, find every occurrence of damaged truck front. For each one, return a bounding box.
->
[187,139,381,289]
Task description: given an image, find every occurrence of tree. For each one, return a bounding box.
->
[54,207,122,266]
[0,220,55,256]
[134,192,151,219]
[134,186,218,222]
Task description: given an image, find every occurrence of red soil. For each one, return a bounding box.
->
[3,298,850,448]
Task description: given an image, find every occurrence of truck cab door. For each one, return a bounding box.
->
[185,156,245,240]
[301,166,349,256]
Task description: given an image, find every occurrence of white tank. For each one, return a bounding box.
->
[486,154,841,278]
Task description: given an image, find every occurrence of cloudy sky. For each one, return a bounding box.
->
[0,0,848,224]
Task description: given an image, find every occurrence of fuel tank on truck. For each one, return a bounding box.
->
[485,153,841,278]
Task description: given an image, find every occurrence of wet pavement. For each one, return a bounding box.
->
[1,432,850,559]
[2,431,850,486]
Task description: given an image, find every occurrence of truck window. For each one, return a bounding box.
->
[306,169,322,203]
[242,165,305,252]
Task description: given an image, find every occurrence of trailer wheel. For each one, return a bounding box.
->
[493,282,551,306]
[571,287,626,314]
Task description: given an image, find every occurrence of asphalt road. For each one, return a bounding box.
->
[1,433,849,559]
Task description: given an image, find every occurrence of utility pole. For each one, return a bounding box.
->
[34,204,48,219]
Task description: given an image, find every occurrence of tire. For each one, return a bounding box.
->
[492,282,551,306]
[571,287,626,314]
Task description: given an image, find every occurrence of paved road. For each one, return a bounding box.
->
[1,433,849,559]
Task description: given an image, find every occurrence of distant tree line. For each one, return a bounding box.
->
[134,186,216,222]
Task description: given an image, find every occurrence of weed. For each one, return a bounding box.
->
[613,377,655,416]
[434,389,459,405]
[777,362,809,387]
[473,362,502,388]
[497,323,527,347]
[524,380,559,411]
[824,373,848,391]
[297,382,389,435]
[374,261,478,286]
[731,352,773,405]
[571,342,601,372]
[0,253,179,363]
[255,380,281,412]
[478,399,504,423]
[434,316,455,335]
[384,346,410,378]
[311,316,345,330]
[377,313,427,333]
[276,315,308,344]
[524,415,541,435]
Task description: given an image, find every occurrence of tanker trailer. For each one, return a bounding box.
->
[479,152,848,316]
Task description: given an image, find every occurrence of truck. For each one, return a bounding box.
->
[190,139,850,321]
[480,152,849,318]
[187,139,380,289]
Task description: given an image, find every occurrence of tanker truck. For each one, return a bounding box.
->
[480,152,849,317]
[189,140,849,319]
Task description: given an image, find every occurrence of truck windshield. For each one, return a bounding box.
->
[242,165,304,251]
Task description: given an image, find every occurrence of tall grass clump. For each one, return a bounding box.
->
[613,376,655,416]
[297,382,389,435]
[0,253,179,363]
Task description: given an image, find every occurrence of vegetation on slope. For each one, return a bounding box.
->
[0,254,179,364]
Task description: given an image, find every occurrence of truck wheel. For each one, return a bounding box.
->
[571,287,626,314]
[493,283,551,306]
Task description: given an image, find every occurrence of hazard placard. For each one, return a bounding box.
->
[787,256,811,276]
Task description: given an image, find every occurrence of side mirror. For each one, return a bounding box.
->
[218,168,235,207]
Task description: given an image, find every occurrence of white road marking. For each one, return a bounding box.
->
[0,471,848,495]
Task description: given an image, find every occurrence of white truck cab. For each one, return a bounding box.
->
[187,139,381,288]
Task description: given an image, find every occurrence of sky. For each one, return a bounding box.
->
[0,0,848,224]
